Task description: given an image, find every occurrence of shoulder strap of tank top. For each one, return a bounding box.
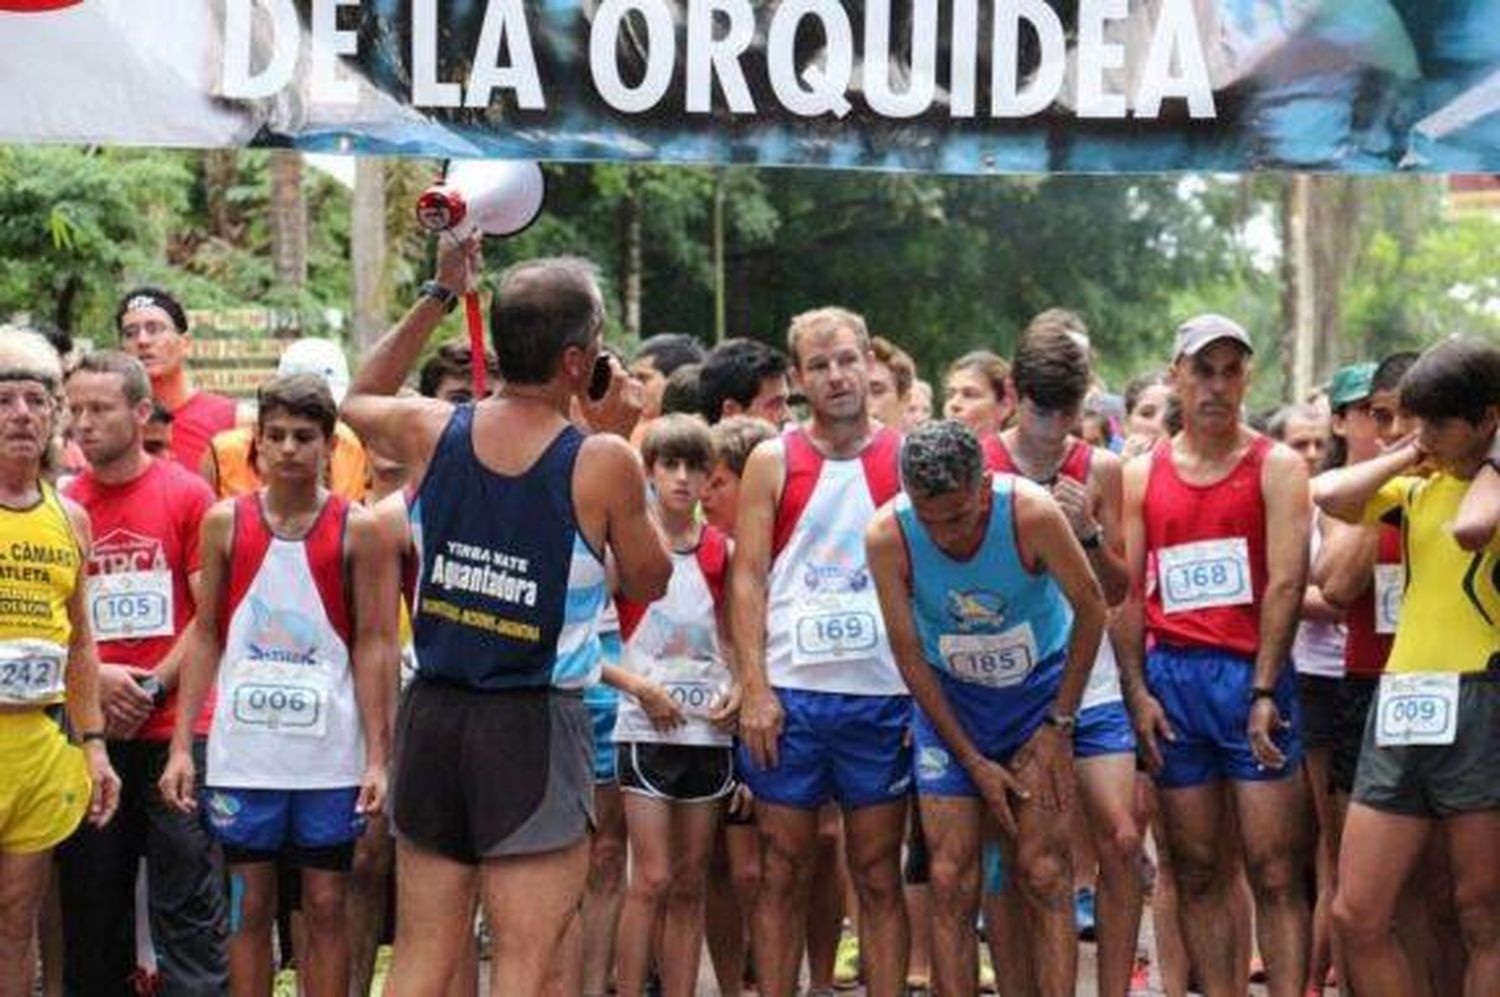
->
[697,525,730,610]
[1061,439,1093,484]
[861,426,903,507]
[772,428,821,558]
[223,493,274,642]
[981,432,1013,474]
[306,494,352,643]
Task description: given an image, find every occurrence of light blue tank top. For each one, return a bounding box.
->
[894,476,1071,687]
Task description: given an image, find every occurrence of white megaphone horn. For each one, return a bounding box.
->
[415,160,546,397]
[416,159,546,240]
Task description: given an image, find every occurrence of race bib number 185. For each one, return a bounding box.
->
[939,623,1039,689]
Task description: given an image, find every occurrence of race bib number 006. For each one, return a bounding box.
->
[228,682,326,737]
[1373,564,1403,635]
[1157,538,1253,614]
[1375,673,1459,747]
[939,624,1039,689]
[88,571,173,640]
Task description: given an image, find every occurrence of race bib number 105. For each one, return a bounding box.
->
[88,571,173,640]
[1375,673,1459,747]
[1157,538,1253,614]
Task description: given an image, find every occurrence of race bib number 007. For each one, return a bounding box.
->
[939,623,1039,689]
[1375,673,1459,747]
[88,571,174,640]
[1157,538,1253,614]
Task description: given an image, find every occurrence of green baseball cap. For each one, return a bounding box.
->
[1328,362,1377,408]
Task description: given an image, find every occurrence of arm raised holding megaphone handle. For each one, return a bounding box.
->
[341,232,483,480]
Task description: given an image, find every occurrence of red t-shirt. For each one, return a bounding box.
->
[168,391,238,477]
[65,458,216,740]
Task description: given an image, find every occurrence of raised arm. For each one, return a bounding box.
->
[340,234,481,473]
[1453,446,1500,551]
[1312,440,1420,523]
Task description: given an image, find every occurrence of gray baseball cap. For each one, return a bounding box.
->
[1173,314,1254,359]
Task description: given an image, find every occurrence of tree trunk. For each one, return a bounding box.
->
[203,150,239,242]
[620,169,642,340]
[713,169,726,344]
[351,157,387,353]
[1281,176,1316,403]
[269,150,307,293]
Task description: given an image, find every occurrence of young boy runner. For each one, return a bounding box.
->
[159,374,394,997]
[611,414,740,997]
[1316,337,1500,997]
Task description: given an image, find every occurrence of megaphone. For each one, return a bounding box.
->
[416,160,545,240]
[415,160,546,397]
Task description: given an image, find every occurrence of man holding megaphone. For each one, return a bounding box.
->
[342,233,673,996]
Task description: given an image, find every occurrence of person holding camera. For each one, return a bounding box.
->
[56,349,227,996]
[342,237,672,996]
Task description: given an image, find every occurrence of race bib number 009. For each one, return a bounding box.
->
[228,682,326,737]
[1157,538,1253,614]
[1375,673,1459,747]
[87,571,173,640]
[939,624,1039,689]
[1373,564,1403,635]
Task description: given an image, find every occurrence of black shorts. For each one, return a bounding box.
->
[722,743,755,826]
[1332,676,1380,794]
[391,681,594,864]
[225,840,356,873]
[617,742,734,803]
[1352,673,1500,819]
[1297,673,1342,751]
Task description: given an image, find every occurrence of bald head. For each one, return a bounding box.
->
[490,256,604,385]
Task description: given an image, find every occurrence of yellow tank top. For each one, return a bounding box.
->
[0,483,80,705]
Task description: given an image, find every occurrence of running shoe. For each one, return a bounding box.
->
[1075,886,1098,941]
[978,944,998,994]
[833,932,861,990]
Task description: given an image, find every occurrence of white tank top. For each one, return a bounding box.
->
[1080,631,1125,710]
[765,430,906,696]
[207,513,364,790]
[613,535,732,747]
[1293,520,1346,679]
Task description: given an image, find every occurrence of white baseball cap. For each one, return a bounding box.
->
[278,338,350,404]
[1173,314,1254,359]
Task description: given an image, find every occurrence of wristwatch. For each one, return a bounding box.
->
[137,675,167,708]
[1249,687,1277,703]
[1043,710,1077,735]
[1079,526,1103,550]
[419,280,459,314]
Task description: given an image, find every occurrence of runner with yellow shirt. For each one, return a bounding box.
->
[0,330,121,997]
[1314,337,1500,997]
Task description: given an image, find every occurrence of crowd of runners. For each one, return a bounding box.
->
[0,233,1497,997]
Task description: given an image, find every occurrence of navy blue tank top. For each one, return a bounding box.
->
[409,406,606,691]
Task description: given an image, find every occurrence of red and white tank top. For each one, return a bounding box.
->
[985,435,1122,709]
[1143,436,1271,657]
[207,493,363,790]
[1343,523,1402,677]
[613,525,731,746]
[766,425,905,695]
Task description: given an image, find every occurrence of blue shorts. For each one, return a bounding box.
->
[912,659,1061,798]
[1075,700,1136,760]
[203,786,364,861]
[1147,646,1303,789]
[737,688,912,811]
[585,634,622,783]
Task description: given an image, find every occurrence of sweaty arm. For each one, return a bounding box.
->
[1016,480,1108,717]
[1254,446,1312,691]
[167,503,232,758]
[340,235,480,475]
[1086,450,1130,606]
[727,441,783,697]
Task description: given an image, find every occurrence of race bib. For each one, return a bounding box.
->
[87,570,173,640]
[224,661,329,738]
[661,679,724,719]
[1157,538,1253,614]
[0,641,66,704]
[791,594,882,668]
[939,623,1039,689]
[1375,673,1459,747]
[1373,564,1403,635]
